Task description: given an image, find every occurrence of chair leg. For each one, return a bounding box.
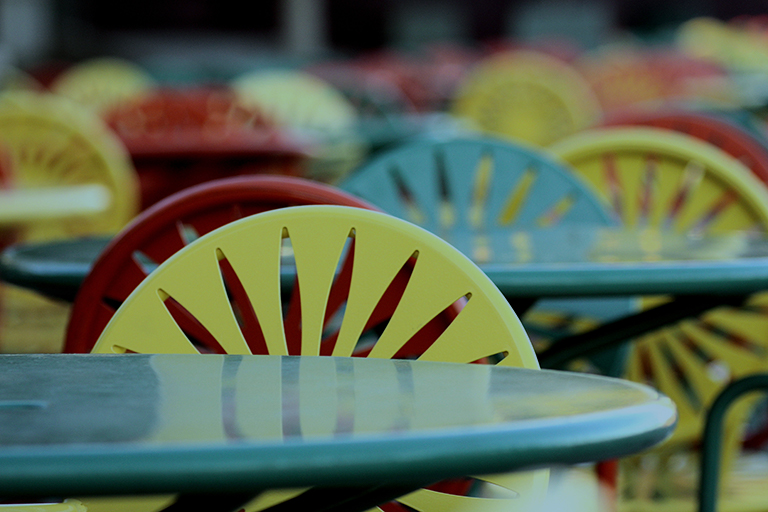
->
[596,459,618,512]
[538,294,749,369]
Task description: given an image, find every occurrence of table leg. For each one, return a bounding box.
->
[537,294,749,369]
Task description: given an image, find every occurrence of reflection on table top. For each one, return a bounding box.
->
[4,226,768,301]
[455,226,768,265]
[0,354,676,498]
[468,226,768,297]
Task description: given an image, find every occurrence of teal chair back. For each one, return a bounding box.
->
[341,136,632,376]
[342,137,613,237]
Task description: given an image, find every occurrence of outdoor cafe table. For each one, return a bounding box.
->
[3,226,768,367]
[0,353,677,511]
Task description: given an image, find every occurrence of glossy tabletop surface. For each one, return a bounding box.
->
[468,226,768,297]
[0,237,108,301]
[5,226,768,301]
[0,354,676,497]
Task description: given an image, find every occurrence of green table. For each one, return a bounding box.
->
[466,226,768,298]
[0,237,108,302]
[4,227,768,369]
[0,353,676,511]
[6,227,768,301]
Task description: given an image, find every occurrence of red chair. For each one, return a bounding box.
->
[64,175,378,353]
[103,88,309,210]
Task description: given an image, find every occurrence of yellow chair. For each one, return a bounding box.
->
[0,91,139,240]
[0,90,139,353]
[451,50,602,147]
[231,69,366,183]
[87,205,548,512]
[232,69,357,133]
[677,17,768,82]
[550,126,768,511]
[50,57,156,114]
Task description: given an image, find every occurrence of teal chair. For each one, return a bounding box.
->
[340,136,632,376]
[341,136,612,241]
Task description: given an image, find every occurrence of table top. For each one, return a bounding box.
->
[5,226,768,302]
[448,226,768,297]
[0,353,676,498]
[0,237,108,301]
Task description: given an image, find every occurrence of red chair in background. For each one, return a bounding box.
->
[103,88,310,210]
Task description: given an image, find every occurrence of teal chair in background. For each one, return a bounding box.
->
[339,136,632,376]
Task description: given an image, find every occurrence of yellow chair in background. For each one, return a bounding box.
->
[0,90,139,239]
[0,90,139,353]
[451,50,602,147]
[551,126,768,512]
[50,57,156,114]
[231,69,366,183]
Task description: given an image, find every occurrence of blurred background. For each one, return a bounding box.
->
[2,0,766,78]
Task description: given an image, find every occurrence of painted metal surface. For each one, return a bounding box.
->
[0,353,677,499]
[6,226,768,302]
